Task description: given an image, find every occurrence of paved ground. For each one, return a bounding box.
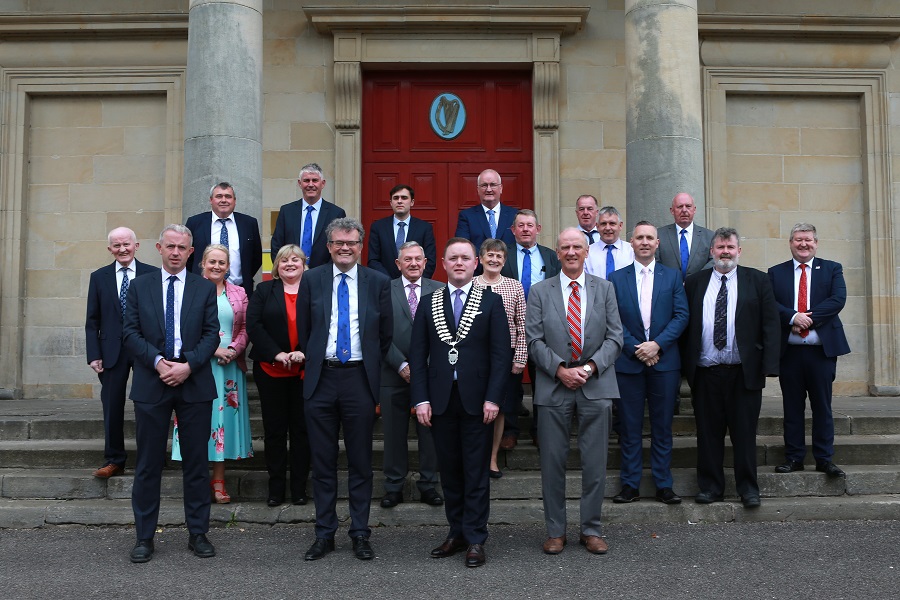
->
[1,520,897,599]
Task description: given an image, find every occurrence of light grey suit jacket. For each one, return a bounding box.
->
[656,222,715,277]
[525,272,623,405]
[383,277,444,387]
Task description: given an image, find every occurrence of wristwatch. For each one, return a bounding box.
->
[582,364,593,376]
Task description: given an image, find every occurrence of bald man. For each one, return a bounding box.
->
[656,193,714,280]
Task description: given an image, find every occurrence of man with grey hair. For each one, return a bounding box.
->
[271,162,346,268]
[575,194,601,245]
[656,192,714,279]
[297,216,393,562]
[454,168,517,273]
[768,223,850,478]
[585,206,634,280]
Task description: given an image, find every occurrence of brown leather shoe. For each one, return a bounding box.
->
[579,534,609,555]
[465,544,486,567]
[93,463,124,478]
[542,536,567,555]
[499,434,517,451]
[430,537,468,558]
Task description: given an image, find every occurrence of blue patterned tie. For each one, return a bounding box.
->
[680,229,689,278]
[165,275,176,360]
[453,289,464,326]
[337,273,350,363]
[605,244,615,279]
[218,218,229,249]
[487,209,497,239]
[522,248,532,300]
[395,221,406,252]
[301,205,314,259]
[119,267,129,318]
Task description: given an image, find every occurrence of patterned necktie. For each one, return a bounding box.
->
[407,283,418,319]
[640,267,652,335]
[165,275,177,360]
[605,244,615,279]
[395,221,406,252]
[218,218,229,249]
[680,229,689,278]
[453,289,464,327]
[713,274,728,350]
[798,264,809,338]
[119,267,129,318]
[337,273,350,363]
[487,209,497,239]
[301,205,314,259]
[522,248,532,300]
[567,281,582,362]
[588,230,597,245]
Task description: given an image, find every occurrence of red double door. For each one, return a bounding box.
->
[361,70,533,281]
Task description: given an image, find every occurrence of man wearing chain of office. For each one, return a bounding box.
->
[410,237,511,568]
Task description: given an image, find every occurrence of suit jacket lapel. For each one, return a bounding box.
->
[313,202,331,246]
[392,279,412,323]
[322,268,334,326]
[180,275,197,328]
[357,267,369,338]
[548,276,567,330]
[621,264,640,312]
[735,267,747,321]
[582,275,595,331]
[151,274,166,335]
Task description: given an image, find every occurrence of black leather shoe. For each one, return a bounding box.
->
[816,461,846,477]
[420,489,444,506]
[695,491,724,504]
[352,536,375,560]
[775,460,805,473]
[613,485,640,503]
[431,537,468,558]
[267,496,284,507]
[742,495,761,509]
[380,491,404,508]
[656,487,682,505]
[188,533,216,558]
[292,494,308,505]
[304,537,335,561]
[129,539,154,563]
[465,544,486,568]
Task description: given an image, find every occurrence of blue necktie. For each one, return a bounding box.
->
[605,244,615,279]
[453,289,464,326]
[218,218,229,249]
[165,275,176,360]
[522,248,532,300]
[487,210,497,239]
[395,221,406,252]
[337,273,350,363]
[680,229,689,278]
[301,205,314,259]
[119,267,129,318]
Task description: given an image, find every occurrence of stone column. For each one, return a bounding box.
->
[182,0,263,222]
[624,0,704,231]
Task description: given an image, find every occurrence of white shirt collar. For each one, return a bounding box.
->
[401,275,421,288]
[332,263,358,280]
[448,280,474,296]
[678,222,694,236]
[211,212,233,223]
[560,270,586,289]
[634,259,656,272]
[162,268,187,282]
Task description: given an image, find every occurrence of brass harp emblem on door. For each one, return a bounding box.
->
[429,93,466,140]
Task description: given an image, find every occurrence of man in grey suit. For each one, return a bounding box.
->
[656,192,714,279]
[526,227,623,556]
[379,241,444,509]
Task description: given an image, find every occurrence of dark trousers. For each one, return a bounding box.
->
[380,384,439,494]
[253,364,310,500]
[615,368,680,489]
[693,365,761,499]
[132,390,212,540]
[306,363,375,539]
[98,355,132,467]
[779,344,837,463]
[504,359,538,440]
[431,383,492,545]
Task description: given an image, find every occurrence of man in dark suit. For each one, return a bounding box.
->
[526,227,623,556]
[608,222,688,505]
[368,184,437,279]
[499,209,561,449]
[122,224,220,563]
[297,217,393,562]
[85,227,158,479]
[657,192,715,279]
[682,227,780,509]
[575,194,601,245]
[410,237,511,568]
[454,169,517,273]
[768,223,851,478]
[271,162,346,268]
[185,181,262,297]
[379,241,444,509]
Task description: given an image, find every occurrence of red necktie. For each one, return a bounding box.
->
[567,281,582,362]
[798,264,809,338]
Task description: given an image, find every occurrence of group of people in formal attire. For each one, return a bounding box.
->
[84,164,849,566]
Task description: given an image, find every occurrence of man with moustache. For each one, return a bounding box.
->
[526,228,623,555]
[682,227,780,509]
[574,194,601,245]
[410,238,511,568]
[368,184,437,280]
[85,227,158,479]
[657,192,714,279]
[585,206,634,280]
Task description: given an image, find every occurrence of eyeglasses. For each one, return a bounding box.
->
[328,240,361,248]
[478,183,501,189]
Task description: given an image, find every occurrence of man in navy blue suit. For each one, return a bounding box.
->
[367,184,437,279]
[185,182,262,297]
[271,163,346,268]
[454,169,517,272]
[608,222,688,505]
[85,227,158,479]
[768,223,850,478]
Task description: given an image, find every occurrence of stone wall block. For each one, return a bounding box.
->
[625,136,705,226]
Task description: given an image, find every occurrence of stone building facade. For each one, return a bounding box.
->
[1,1,898,399]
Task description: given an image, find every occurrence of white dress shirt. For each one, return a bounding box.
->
[326,264,362,361]
[559,270,588,336]
[156,268,186,365]
[585,238,635,279]
[788,258,822,346]
[210,212,242,285]
[677,222,695,254]
[698,268,741,366]
[515,243,546,284]
[634,259,656,340]
[300,198,324,247]
[115,259,137,297]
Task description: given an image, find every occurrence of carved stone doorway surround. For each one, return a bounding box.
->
[303,6,589,249]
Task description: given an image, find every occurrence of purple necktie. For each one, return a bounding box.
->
[453,289,464,326]
[407,283,418,319]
